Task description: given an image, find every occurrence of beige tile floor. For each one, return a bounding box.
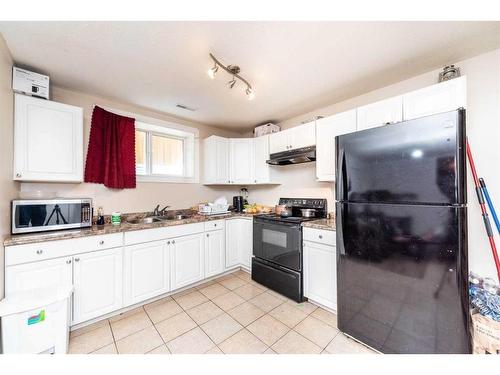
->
[69,270,376,354]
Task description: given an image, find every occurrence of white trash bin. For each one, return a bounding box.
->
[0,285,73,354]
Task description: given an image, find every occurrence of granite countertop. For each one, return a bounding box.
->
[302,218,336,231]
[4,212,255,247]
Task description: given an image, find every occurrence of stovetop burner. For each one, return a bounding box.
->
[255,198,328,224]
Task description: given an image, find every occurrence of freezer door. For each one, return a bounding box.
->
[336,202,470,353]
[336,109,466,205]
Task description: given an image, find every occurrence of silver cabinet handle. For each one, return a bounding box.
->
[206,233,209,237]
[16,173,22,178]
[36,249,43,255]
[172,240,176,244]
[99,240,104,245]
[66,259,72,264]
[319,235,323,239]
[74,258,80,262]
[167,241,171,245]
[214,223,217,227]
[254,180,257,183]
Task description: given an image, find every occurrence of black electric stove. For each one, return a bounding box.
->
[252,198,327,302]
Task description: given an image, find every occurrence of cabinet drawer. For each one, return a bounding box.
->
[124,222,204,245]
[5,233,123,266]
[204,220,225,232]
[303,228,336,247]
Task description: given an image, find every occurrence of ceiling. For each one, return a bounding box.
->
[1,21,500,132]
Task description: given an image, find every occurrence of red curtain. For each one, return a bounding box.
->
[84,106,136,189]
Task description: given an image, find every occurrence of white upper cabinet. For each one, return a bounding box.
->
[72,247,123,325]
[316,110,357,181]
[229,138,254,184]
[269,129,290,154]
[253,135,277,184]
[403,76,467,120]
[203,136,229,184]
[14,94,83,182]
[123,240,170,307]
[269,121,316,154]
[356,96,403,131]
[290,121,316,149]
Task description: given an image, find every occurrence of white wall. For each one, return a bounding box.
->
[249,48,500,280]
[18,86,244,214]
[0,36,18,299]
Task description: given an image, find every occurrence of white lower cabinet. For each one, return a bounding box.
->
[123,240,170,307]
[240,219,253,269]
[303,229,337,311]
[204,230,225,278]
[225,218,253,270]
[72,248,123,324]
[170,233,205,290]
[5,256,73,296]
[225,219,241,268]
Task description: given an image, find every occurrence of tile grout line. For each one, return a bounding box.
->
[143,304,172,353]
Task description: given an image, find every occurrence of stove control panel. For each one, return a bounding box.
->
[278,198,327,209]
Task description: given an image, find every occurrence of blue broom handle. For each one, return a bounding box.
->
[480,178,500,236]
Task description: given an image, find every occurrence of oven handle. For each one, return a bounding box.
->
[254,219,301,229]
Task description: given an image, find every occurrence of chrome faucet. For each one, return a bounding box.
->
[152,204,170,216]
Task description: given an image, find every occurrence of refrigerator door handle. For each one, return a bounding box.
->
[336,143,347,200]
[336,203,346,255]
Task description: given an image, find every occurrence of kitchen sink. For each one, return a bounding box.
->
[162,214,191,220]
[126,217,163,225]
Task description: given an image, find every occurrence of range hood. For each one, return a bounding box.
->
[266,146,316,166]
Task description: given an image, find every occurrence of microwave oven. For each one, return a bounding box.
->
[11,198,92,234]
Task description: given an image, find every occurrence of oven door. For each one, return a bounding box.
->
[253,219,302,271]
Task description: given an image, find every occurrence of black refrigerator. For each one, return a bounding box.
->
[335,109,471,354]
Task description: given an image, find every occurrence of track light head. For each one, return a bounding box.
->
[246,87,255,100]
[207,64,218,79]
[228,77,236,89]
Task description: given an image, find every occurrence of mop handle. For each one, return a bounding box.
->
[466,140,500,283]
[480,178,500,236]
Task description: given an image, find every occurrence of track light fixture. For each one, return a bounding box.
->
[208,53,255,100]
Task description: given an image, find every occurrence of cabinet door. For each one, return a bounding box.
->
[204,230,225,278]
[14,94,83,182]
[316,110,357,181]
[123,240,170,306]
[239,219,253,270]
[269,130,290,154]
[225,219,241,268]
[215,137,230,184]
[170,233,205,290]
[73,248,123,324]
[253,135,270,184]
[303,241,337,310]
[229,138,254,184]
[403,76,466,120]
[357,96,403,131]
[5,256,73,296]
[290,121,316,149]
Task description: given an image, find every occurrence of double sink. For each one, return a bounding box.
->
[126,213,192,225]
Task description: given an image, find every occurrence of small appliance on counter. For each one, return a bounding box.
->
[11,198,92,234]
[233,196,244,212]
[252,198,327,302]
[240,188,249,206]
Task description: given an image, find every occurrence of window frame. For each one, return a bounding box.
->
[100,106,199,184]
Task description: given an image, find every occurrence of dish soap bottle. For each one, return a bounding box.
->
[97,206,105,226]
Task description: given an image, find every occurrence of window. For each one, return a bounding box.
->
[134,120,198,183]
